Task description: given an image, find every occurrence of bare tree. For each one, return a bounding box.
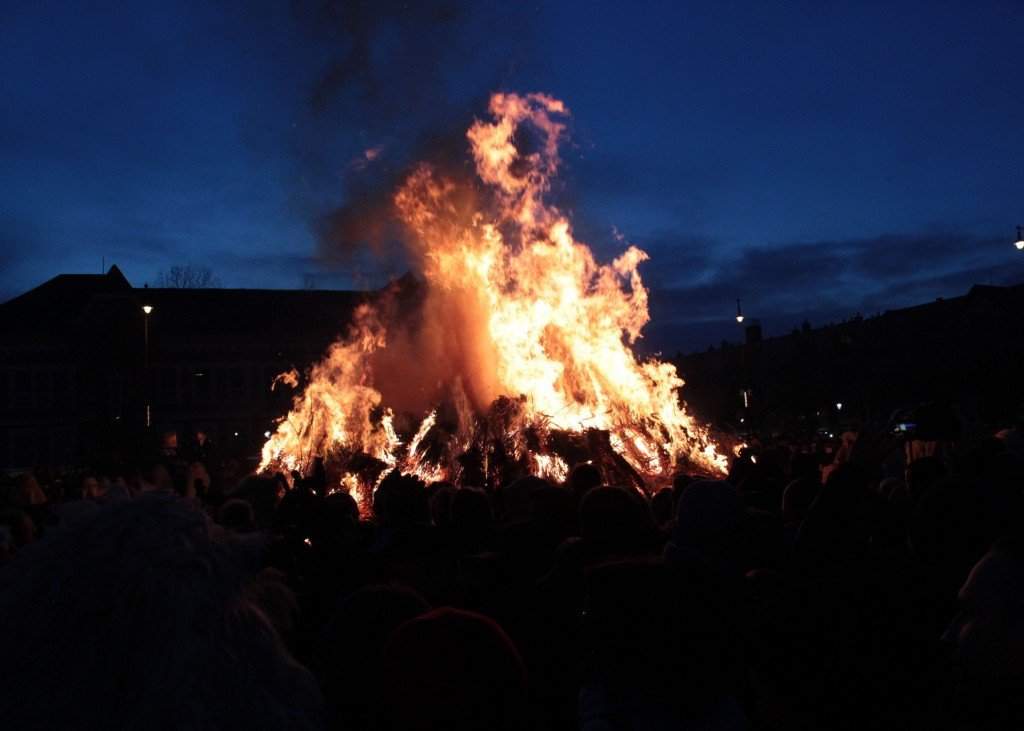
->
[154,265,222,289]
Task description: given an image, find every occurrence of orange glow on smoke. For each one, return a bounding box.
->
[260,92,728,506]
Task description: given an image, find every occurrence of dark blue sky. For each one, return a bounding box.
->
[3,0,1023,351]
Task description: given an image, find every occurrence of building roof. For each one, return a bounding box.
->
[0,266,132,332]
[0,265,373,354]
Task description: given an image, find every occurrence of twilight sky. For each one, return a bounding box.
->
[3,0,1023,352]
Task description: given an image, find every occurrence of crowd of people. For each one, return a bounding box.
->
[1,420,1023,730]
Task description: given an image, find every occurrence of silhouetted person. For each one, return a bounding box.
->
[568,462,603,506]
[450,486,495,555]
[11,472,47,507]
[310,489,362,552]
[10,472,54,537]
[373,470,430,530]
[316,584,430,731]
[579,485,656,564]
[496,475,550,525]
[367,471,445,598]
[790,451,821,483]
[906,455,948,504]
[670,472,696,512]
[782,475,820,543]
[794,462,882,577]
[238,475,290,529]
[975,451,1024,542]
[218,497,257,533]
[0,494,323,730]
[665,480,744,577]
[650,487,674,529]
[136,458,174,494]
[736,459,786,514]
[942,537,1024,730]
[579,559,745,729]
[375,607,529,731]
[428,481,457,528]
[0,508,35,560]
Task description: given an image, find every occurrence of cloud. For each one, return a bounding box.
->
[849,232,1006,280]
[638,229,1024,353]
[861,257,1024,311]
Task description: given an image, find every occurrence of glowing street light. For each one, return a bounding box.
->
[835,402,843,411]
[142,305,154,427]
[735,298,745,324]
[1015,225,1024,251]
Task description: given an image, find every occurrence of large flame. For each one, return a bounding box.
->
[260,92,728,506]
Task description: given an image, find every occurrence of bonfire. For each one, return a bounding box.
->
[260,92,729,509]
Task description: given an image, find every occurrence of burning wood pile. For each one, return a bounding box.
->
[259,92,729,510]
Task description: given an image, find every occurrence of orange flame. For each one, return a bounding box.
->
[260,92,728,500]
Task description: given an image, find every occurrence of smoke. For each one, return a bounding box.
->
[295,0,466,116]
[279,7,570,419]
[285,1,538,274]
[313,124,480,277]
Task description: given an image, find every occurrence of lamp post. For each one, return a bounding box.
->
[735,298,751,432]
[142,305,153,428]
[1015,225,1023,251]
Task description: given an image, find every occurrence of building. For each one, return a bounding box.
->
[0,266,368,469]
[675,283,1024,436]
[4,265,1023,468]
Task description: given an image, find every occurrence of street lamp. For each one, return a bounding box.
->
[142,305,153,427]
[1015,225,1024,251]
[735,298,745,324]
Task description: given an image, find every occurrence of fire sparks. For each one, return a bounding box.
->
[260,92,728,503]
